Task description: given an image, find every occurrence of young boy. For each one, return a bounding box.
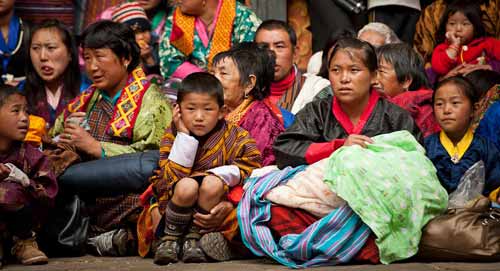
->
[138,72,262,264]
[0,86,58,267]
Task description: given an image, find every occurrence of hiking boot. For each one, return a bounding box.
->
[87,228,129,256]
[200,232,233,261]
[11,235,48,265]
[181,238,207,263]
[154,237,180,265]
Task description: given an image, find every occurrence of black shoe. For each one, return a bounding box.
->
[154,238,180,265]
[181,238,207,263]
[200,232,233,261]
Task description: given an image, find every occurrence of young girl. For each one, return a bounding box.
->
[431,1,500,76]
[0,86,58,267]
[425,76,500,201]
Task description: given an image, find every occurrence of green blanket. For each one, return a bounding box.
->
[324,131,448,264]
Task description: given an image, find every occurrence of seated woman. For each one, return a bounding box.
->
[357,22,401,48]
[49,20,172,256]
[24,19,82,129]
[213,42,285,166]
[425,76,500,201]
[376,43,441,137]
[274,38,422,168]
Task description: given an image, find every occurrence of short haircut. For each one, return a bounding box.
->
[255,19,297,47]
[465,69,500,99]
[81,20,140,72]
[177,72,224,107]
[377,43,430,91]
[436,0,486,44]
[213,42,275,100]
[0,85,24,108]
[357,22,401,45]
[434,76,479,105]
[328,37,378,73]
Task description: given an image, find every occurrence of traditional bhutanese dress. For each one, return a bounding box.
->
[273,90,422,168]
[159,0,261,79]
[137,120,261,257]
[424,129,500,196]
[0,142,58,230]
[50,67,172,234]
[477,101,500,149]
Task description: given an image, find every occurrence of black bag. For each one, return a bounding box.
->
[41,195,89,257]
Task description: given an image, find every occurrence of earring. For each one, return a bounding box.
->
[244,92,249,99]
[124,63,129,69]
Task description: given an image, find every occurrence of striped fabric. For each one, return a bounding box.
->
[112,2,148,24]
[15,0,74,29]
[238,167,371,268]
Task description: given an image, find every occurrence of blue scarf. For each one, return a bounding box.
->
[0,15,21,72]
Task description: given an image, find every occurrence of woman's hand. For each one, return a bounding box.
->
[0,163,11,180]
[343,134,374,148]
[64,112,87,128]
[173,104,189,134]
[59,123,102,158]
[193,201,234,233]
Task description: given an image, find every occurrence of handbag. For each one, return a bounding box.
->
[417,196,500,261]
[40,194,89,257]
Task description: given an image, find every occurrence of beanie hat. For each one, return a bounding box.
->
[112,2,151,32]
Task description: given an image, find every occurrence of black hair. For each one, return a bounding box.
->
[255,20,297,47]
[376,43,430,91]
[0,85,24,108]
[433,76,479,106]
[212,42,275,100]
[435,1,486,45]
[24,19,81,114]
[464,69,500,99]
[177,72,224,107]
[318,29,356,79]
[81,20,140,72]
[328,37,377,72]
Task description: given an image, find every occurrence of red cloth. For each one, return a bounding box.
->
[269,69,296,104]
[389,89,441,138]
[269,206,379,263]
[431,37,500,75]
[304,90,380,164]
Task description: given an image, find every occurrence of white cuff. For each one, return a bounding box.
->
[4,163,30,187]
[207,165,241,187]
[168,132,198,168]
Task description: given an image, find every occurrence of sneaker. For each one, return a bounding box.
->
[87,229,129,256]
[11,235,48,265]
[181,238,207,263]
[154,237,180,265]
[200,232,233,261]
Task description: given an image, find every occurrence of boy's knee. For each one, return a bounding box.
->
[199,175,225,198]
[173,177,199,204]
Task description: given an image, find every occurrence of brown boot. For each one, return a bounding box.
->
[11,235,48,265]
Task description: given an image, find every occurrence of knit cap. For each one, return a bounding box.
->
[112,2,151,32]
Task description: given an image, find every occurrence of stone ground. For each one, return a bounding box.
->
[1,256,499,271]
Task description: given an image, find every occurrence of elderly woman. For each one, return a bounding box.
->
[49,20,172,256]
[376,43,440,137]
[357,22,400,48]
[160,0,261,79]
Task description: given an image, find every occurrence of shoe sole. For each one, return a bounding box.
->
[200,232,232,262]
[153,257,178,266]
[22,256,48,265]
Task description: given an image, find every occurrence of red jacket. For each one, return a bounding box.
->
[431,37,500,75]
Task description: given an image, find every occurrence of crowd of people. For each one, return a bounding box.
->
[0,0,499,268]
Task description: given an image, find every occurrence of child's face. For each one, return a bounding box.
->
[446,11,474,45]
[0,94,29,142]
[434,83,473,140]
[329,49,376,105]
[178,92,224,137]
[135,30,152,49]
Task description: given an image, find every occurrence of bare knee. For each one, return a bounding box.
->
[172,177,199,206]
[199,175,225,200]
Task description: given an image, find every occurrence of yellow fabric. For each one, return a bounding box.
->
[170,7,195,57]
[24,115,46,147]
[225,97,254,124]
[489,187,500,202]
[439,129,474,163]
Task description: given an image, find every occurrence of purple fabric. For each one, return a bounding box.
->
[239,101,285,166]
[32,93,71,128]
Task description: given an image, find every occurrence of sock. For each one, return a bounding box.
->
[163,201,193,238]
